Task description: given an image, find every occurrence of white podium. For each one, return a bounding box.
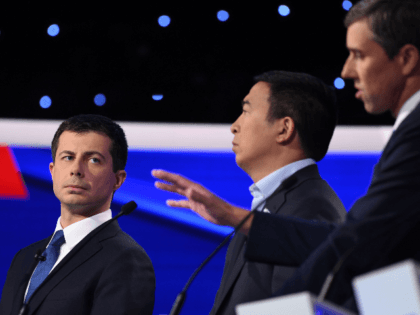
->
[353,259,420,315]
[235,292,356,315]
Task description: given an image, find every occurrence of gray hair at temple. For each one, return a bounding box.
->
[344,0,420,59]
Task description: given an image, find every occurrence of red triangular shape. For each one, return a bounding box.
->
[0,144,29,199]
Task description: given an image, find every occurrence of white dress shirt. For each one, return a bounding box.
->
[24,209,112,301]
[393,89,420,131]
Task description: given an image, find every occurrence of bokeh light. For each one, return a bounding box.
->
[47,24,60,37]
[94,94,106,106]
[217,10,230,22]
[343,1,353,11]
[39,96,52,109]
[334,78,345,89]
[278,5,290,17]
[158,16,171,27]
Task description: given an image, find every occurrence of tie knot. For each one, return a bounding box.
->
[50,230,65,247]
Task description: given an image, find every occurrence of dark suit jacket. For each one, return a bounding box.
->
[210,164,347,315]
[0,220,155,315]
[246,102,420,312]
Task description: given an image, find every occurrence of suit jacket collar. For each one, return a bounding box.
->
[10,238,51,315]
[373,100,420,182]
[213,164,321,313]
[392,89,420,131]
[19,220,121,315]
[264,164,321,215]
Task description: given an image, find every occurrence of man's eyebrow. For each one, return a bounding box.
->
[59,150,75,156]
[84,151,107,161]
[241,100,251,107]
[347,47,362,54]
[58,150,107,161]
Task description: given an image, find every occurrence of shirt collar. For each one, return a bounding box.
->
[249,158,315,209]
[393,89,420,131]
[54,209,112,249]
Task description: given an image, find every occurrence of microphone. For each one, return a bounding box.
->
[17,249,49,315]
[120,200,138,216]
[34,249,46,262]
[169,175,297,315]
[82,200,138,238]
[18,201,137,315]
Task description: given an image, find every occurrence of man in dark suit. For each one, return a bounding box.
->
[241,0,420,312]
[0,114,155,315]
[152,71,347,315]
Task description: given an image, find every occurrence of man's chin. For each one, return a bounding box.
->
[64,204,103,217]
[363,96,392,115]
[235,156,248,173]
[61,198,94,211]
[235,155,243,167]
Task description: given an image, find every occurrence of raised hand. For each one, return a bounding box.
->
[152,169,252,231]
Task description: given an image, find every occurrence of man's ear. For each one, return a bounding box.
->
[114,170,127,191]
[398,44,420,76]
[275,116,296,144]
[49,162,54,177]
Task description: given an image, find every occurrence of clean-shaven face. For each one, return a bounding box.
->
[230,81,279,173]
[50,131,121,215]
[341,18,403,116]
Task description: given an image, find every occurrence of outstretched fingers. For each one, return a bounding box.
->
[152,169,188,185]
[152,169,192,195]
[154,181,183,194]
[166,199,191,209]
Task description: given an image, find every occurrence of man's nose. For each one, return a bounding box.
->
[230,117,240,134]
[341,56,354,79]
[70,160,84,177]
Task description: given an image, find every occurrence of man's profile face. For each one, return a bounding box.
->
[230,81,279,173]
[341,18,403,116]
[49,131,125,216]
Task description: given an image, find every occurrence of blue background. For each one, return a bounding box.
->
[0,148,380,314]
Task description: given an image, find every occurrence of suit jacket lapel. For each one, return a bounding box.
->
[362,102,420,204]
[26,220,121,314]
[264,164,320,215]
[212,232,247,313]
[10,239,51,315]
[220,233,247,294]
[213,165,321,313]
[374,100,420,179]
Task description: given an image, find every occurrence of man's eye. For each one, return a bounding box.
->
[63,156,73,161]
[90,158,100,164]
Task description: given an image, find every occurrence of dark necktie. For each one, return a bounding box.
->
[25,230,66,302]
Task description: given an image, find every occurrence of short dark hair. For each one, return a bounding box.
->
[51,114,128,172]
[344,0,420,59]
[254,71,337,162]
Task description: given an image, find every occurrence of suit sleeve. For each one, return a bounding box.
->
[90,242,155,315]
[278,117,420,305]
[245,199,338,266]
[0,248,23,314]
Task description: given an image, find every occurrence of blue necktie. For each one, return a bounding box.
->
[25,230,65,302]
